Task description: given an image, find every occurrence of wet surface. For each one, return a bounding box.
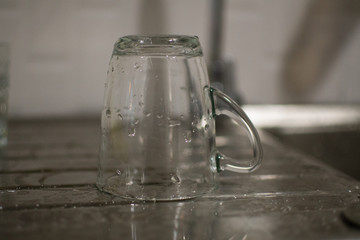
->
[0,118,360,239]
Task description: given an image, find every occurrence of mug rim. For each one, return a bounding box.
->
[113,34,203,57]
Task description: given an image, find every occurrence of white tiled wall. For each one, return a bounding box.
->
[1,0,359,118]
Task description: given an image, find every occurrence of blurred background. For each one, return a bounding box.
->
[0,0,359,119]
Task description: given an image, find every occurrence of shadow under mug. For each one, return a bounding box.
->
[97,35,263,201]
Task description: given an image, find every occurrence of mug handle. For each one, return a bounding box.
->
[209,87,263,173]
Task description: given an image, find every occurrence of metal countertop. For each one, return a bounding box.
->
[0,117,359,239]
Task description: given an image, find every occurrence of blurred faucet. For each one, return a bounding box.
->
[208,0,242,104]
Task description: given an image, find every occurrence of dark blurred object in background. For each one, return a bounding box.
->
[282,0,360,103]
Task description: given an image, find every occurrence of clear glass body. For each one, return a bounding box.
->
[97,35,218,201]
[97,35,263,201]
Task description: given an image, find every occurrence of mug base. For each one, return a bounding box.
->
[97,176,216,201]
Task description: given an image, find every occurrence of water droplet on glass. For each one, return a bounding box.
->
[133,119,140,125]
[111,67,114,72]
[183,130,192,143]
[105,108,111,118]
[204,124,209,131]
[180,114,184,119]
[171,175,180,183]
[128,126,136,137]
[169,119,181,127]
[145,112,152,117]
[117,113,123,120]
[134,63,140,69]
[156,113,163,119]
[126,180,133,186]
[183,48,192,55]
[116,169,122,175]
[192,118,199,126]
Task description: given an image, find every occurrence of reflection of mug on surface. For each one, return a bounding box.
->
[97,35,263,201]
[99,202,222,240]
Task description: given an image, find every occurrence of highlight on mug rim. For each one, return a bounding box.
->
[113,35,203,57]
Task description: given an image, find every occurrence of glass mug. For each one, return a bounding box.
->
[97,35,263,201]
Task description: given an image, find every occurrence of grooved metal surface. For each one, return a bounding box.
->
[0,118,359,239]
